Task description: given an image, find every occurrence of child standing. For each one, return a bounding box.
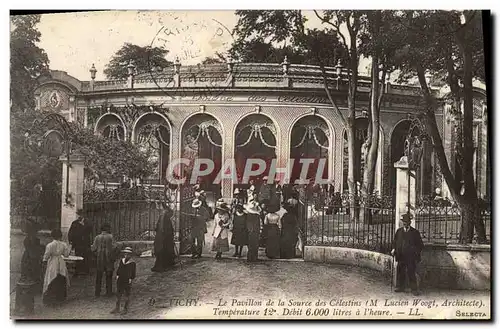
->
[111,247,136,315]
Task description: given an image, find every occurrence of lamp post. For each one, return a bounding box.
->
[90,63,97,80]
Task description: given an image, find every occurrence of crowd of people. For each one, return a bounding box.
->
[189,177,303,261]
[17,178,425,316]
[18,210,138,315]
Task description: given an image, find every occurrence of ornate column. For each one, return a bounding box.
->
[223,117,235,199]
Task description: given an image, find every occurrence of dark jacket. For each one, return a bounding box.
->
[154,209,175,256]
[392,226,424,263]
[200,200,213,219]
[68,219,92,250]
[191,207,210,236]
[116,258,136,283]
[92,232,118,271]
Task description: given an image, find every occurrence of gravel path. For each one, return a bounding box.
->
[11,254,490,320]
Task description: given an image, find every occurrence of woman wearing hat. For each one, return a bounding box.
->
[280,198,299,259]
[213,198,225,217]
[232,188,245,209]
[244,201,262,262]
[231,204,248,257]
[264,204,281,259]
[247,183,256,203]
[211,202,231,259]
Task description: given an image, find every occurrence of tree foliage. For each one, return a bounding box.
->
[70,124,155,185]
[229,11,346,66]
[10,14,49,110]
[103,43,173,79]
[201,55,225,64]
[390,10,487,243]
[10,15,54,218]
[10,19,155,218]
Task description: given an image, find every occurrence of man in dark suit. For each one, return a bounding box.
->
[68,209,93,275]
[391,213,424,295]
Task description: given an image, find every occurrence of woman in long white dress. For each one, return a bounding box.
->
[42,228,71,307]
[212,202,231,259]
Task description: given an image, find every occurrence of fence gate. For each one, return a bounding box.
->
[295,185,396,255]
[179,184,197,254]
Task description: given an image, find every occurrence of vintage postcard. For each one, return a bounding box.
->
[10,9,491,320]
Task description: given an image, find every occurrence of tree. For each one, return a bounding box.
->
[10,15,55,221]
[229,10,307,63]
[357,11,405,198]
[314,10,363,217]
[201,53,226,64]
[104,43,172,79]
[392,10,487,243]
[231,10,358,210]
[70,124,154,186]
[10,14,49,110]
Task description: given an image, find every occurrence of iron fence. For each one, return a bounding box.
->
[414,200,491,244]
[296,188,395,255]
[82,199,180,242]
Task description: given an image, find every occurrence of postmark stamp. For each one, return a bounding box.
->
[149,13,241,99]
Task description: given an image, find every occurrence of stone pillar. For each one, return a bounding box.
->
[394,156,416,230]
[59,151,85,240]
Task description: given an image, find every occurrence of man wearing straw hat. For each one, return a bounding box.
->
[191,198,209,259]
[391,213,423,295]
[111,247,136,315]
[244,201,262,262]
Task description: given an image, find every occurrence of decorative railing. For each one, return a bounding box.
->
[86,62,424,98]
[295,189,395,254]
[83,185,180,241]
[414,197,491,244]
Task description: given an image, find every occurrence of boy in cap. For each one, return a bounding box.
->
[111,247,136,315]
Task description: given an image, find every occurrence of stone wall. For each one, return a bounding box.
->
[304,244,490,291]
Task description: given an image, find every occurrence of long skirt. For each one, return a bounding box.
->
[152,248,176,272]
[42,274,67,307]
[265,224,280,259]
[247,231,260,262]
[280,227,298,259]
[212,237,230,252]
[231,217,248,246]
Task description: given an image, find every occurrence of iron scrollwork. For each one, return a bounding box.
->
[24,113,77,206]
